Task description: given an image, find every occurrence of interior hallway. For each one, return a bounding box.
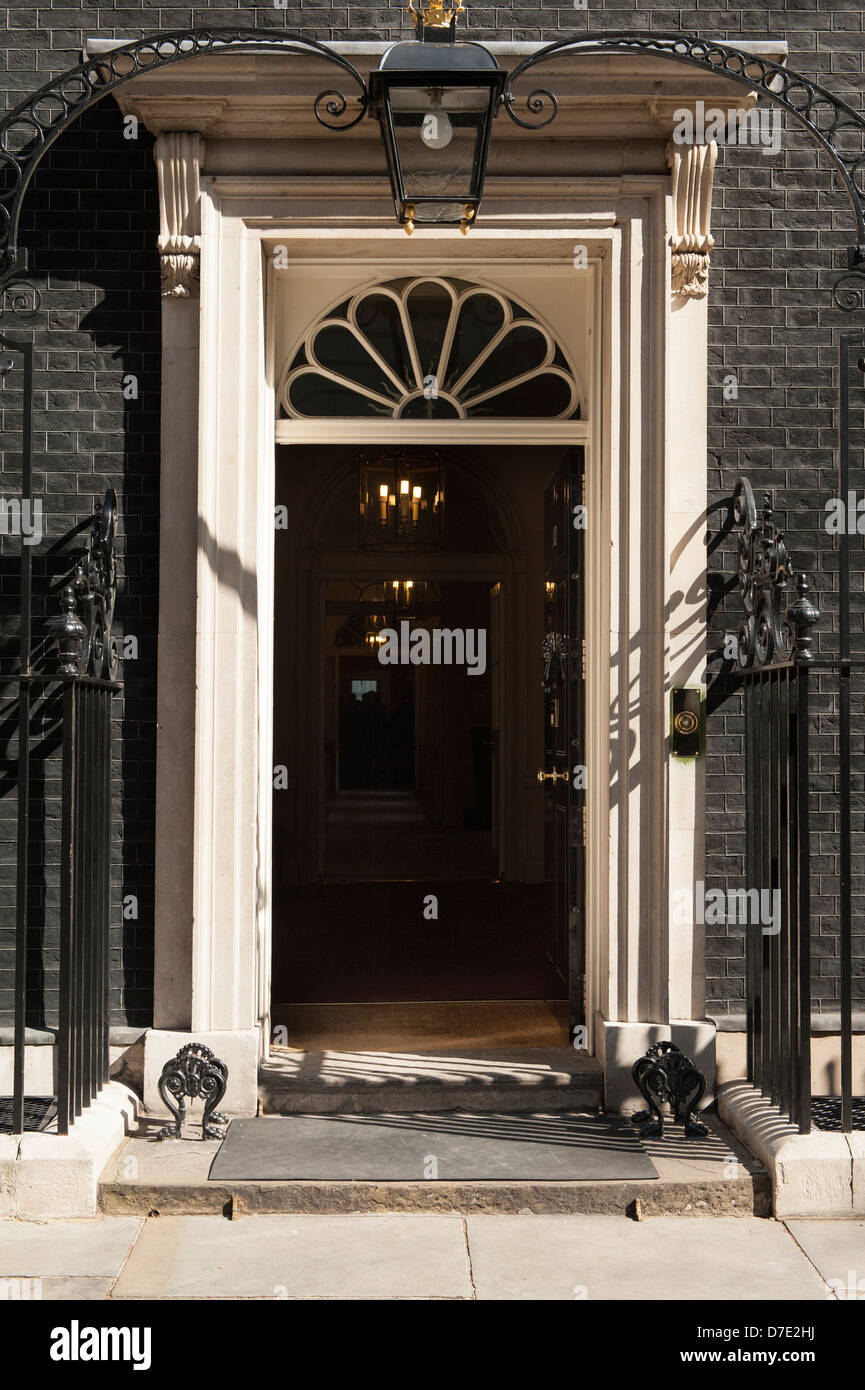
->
[323,790,497,882]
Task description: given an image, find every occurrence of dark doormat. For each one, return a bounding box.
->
[0,1096,57,1134]
[209,1112,659,1182]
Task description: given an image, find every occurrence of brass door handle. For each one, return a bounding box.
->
[537,768,568,784]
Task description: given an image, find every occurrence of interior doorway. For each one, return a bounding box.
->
[270,444,584,1048]
[326,578,495,879]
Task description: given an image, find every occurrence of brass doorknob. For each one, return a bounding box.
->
[537,768,567,784]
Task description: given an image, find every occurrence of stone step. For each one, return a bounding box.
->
[101,1173,770,1219]
[99,1114,770,1219]
[258,1047,603,1114]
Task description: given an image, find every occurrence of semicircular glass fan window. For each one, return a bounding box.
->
[279,277,581,421]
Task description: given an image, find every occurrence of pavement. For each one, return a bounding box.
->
[0,1213,863,1299]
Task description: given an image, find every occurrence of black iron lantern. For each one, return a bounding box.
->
[369,1,506,234]
[359,450,445,549]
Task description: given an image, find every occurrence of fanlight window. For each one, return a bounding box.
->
[279,277,581,421]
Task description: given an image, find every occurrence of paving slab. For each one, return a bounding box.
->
[785,1221,865,1298]
[111,1214,472,1299]
[465,1215,829,1300]
[0,1217,141,1276]
[0,1276,113,1300]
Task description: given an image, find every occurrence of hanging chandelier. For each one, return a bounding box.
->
[359,450,445,550]
[359,579,433,646]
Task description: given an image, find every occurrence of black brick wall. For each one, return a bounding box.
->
[0,101,160,1029]
[1,0,863,1028]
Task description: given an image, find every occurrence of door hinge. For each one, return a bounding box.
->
[581,637,586,680]
[579,804,587,847]
[581,473,586,508]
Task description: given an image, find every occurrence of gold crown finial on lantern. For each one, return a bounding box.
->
[408,0,465,34]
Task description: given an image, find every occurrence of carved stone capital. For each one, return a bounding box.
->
[667,139,717,301]
[671,251,711,298]
[154,132,205,299]
[160,252,200,299]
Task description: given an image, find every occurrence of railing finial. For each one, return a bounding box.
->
[787,572,820,665]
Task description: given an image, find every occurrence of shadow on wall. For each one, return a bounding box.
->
[606,498,718,813]
[0,102,160,1030]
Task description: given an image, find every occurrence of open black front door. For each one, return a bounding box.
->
[541,448,586,1036]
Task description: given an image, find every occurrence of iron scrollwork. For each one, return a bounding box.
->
[541,630,568,685]
[732,477,791,670]
[46,487,119,677]
[155,1043,229,1141]
[832,254,865,313]
[731,477,820,670]
[499,31,865,309]
[631,1040,708,1139]
[313,88,369,132]
[0,28,864,306]
[0,29,370,290]
[503,85,559,131]
[0,274,41,324]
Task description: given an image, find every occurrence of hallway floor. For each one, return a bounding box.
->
[271,1001,568,1051]
[323,790,497,881]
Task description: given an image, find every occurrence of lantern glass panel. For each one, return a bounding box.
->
[388,85,491,222]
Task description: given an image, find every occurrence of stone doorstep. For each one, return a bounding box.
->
[259,1047,603,1115]
[0,1083,139,1221]
[100,1175,770,1219]
[97,1113,770,1219]
[718,1081,865,1219]
[261,1085,603,1114]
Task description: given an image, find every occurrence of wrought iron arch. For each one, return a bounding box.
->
[0,28,370,290]
[500,31,865,308]
[1,28,865,306]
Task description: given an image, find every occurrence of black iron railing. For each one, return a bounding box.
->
[5,474,120,1135]
[58,678,115,1132]
[733,467,862,1135]
[11,675,118,1134]
[742,659,813,1133]
[835,330,865,1133]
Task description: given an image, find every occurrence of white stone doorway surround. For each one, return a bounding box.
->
[91,39,788,1116]
[144,202,707,1116]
